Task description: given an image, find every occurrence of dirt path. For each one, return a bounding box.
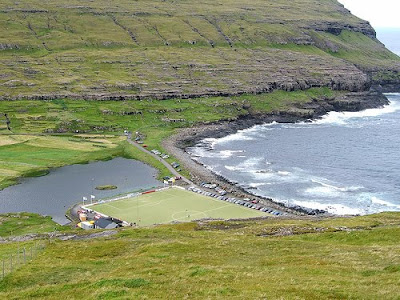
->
[127,134,193,185]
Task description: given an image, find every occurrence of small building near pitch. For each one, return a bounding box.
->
[94,217,120,229]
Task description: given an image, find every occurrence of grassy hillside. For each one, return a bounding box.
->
[0,0,399,99]
[0,212,399,299]
[0,88,341,189]
[0,213,64,237]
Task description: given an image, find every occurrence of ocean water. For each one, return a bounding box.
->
[376,28,400,56]
[188,94,400,215]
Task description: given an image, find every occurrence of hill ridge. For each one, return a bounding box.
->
[0,0,399,100]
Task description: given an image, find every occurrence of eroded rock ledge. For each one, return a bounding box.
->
[176,91,389,148]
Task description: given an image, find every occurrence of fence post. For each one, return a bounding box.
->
[16,247,19,267]
[1,243,44,281]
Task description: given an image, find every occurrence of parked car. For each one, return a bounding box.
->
[171,162,180,168]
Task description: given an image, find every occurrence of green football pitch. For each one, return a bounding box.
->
[91,187,267,226]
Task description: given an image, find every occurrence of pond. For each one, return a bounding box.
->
[0,158,161,224]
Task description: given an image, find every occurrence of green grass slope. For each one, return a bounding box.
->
[0,212,399,299]
[0,0,399,99]
[0,88,340,189]
[0,213,64,237]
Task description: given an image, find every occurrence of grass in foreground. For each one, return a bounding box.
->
[91,187,267,226]
[0,212,399,299]
[0,213,65,237]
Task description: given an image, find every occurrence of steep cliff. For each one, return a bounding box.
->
[0,0,399,100]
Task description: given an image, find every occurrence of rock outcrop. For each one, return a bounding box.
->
[0,0,399,100]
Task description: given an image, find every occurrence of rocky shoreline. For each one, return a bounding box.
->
[163,90,390,216]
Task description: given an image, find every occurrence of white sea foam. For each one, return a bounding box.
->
[314,100,400,125]
[252,172,277,180]
[277,171,291,176]
[190,94,400,216]
[303,186,342,198]
[201,138,218,149]
[291,200,363,215]
[211,122,279,147]
[218,150,245,158]
[240,157,264,168]
[290,195,400,216]
[311,179,363,192]
[251,169,298,182]
[248,182,267,188]
[216,131,255,144]
[224,157,265,173]
[304,179,364,199]
[281,124,313,129]
[187,147,215,159]
[224,165,244,171]
[370,196,400,208]
[189,147,245,160]
[371,197,391,206]
[199,97,400,152]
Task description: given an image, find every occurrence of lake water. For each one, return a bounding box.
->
[188,94,400,215]
[0,158,160,224]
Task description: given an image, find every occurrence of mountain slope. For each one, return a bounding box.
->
[0,212,399,299]
[0,0,399,100]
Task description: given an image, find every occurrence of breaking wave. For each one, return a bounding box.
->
[189,94,400,215]
[311,179,363,192]
[314,100,400,126]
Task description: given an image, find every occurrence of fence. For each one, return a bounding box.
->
[1,242,45,280]
[82,185,166,209]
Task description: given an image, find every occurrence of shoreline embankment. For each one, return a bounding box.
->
[163,90,391,216]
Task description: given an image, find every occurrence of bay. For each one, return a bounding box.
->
[189,94,400,215]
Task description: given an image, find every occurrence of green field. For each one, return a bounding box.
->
[91,188,267,226]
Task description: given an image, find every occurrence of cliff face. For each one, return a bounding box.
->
[0,0,399,100]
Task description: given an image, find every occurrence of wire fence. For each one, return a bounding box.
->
[82,185,163,208]
[1,242,45,280]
